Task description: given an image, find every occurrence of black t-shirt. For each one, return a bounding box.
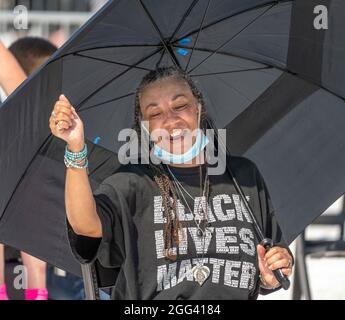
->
[67,156,291,300]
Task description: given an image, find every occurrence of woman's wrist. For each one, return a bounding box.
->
[67,141,85,153]
[64,143,89,171]
[259,274,281,290]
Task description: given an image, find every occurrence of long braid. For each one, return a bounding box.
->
[133,66,209,262]
[151,164,182,261]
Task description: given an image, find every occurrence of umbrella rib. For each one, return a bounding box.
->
[174,0,286,45]
[185,0,212,72]
[138,0,181,69]
[78,93,135,113]
[75,44,159,49]
[74,53,155,72]
[187,3,277,74]
[177,46,345,104]
[49,44,161,63]
[155,50,166,69]
[172,45,270,68]
[75,48,163,110]
[190,66,272,77]
[169,0,200,42]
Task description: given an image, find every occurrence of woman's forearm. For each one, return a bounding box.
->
[65,166,102,238]
[0,41,26,96]
[49,95,102,238]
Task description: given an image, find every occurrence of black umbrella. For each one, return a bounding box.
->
[1,0,345,277]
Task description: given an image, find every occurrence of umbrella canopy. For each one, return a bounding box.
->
[1,0,345,276]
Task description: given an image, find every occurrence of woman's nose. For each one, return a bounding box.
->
[163,108,179,124]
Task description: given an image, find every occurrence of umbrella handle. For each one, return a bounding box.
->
[261,238,291,290]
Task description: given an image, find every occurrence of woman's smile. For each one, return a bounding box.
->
[170,128,184,140]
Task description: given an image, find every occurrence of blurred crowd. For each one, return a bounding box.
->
[0,0,107,12]
[0,1,109,100]
[0,36,110,300]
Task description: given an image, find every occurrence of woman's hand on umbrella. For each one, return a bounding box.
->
[257,244,293,289]
[49,94,85,151]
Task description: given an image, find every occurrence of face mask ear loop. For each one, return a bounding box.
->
[141,120,150,136]
[140,113,151,139]
[197,103,202,131]
[197,103,207,164]
[198,103,206,140]
[140,116,154,153]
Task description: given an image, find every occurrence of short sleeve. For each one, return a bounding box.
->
[67,182,126,268]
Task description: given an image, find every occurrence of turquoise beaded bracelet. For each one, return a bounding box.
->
[64,144,88,170]
[65,144,88,161]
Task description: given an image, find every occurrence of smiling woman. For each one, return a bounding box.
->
[134,67,208,166]
[49,66,293,300]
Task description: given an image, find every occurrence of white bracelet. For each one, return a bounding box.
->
[259,274,281,290]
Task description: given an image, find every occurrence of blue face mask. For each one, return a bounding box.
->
[153,129,209,164]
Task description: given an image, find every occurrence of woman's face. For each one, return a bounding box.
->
[139,77,200,155]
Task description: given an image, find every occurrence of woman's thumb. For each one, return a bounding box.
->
[257,244,266,261]
[71,107,79,119]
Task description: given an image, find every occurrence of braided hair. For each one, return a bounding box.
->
[133,66,209,261]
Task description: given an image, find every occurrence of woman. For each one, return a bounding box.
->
[49,67,293,300]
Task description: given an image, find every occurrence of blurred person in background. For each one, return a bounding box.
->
[8,37,57,76]
[0,41,26,98]
[0,37,56,300]
[0,0,107,12]
[0,36,109,300]
[90,0,108,11]
[0,41,26,299]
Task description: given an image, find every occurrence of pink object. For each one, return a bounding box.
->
[25,288,48,301]
[0,285,9,300]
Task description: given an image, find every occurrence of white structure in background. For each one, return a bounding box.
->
[0,1,108,100]
[0,10,92,46]
[91,0,108,12]
[0,0,108,46]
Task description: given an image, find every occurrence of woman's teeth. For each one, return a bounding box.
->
[170,129,184,140]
